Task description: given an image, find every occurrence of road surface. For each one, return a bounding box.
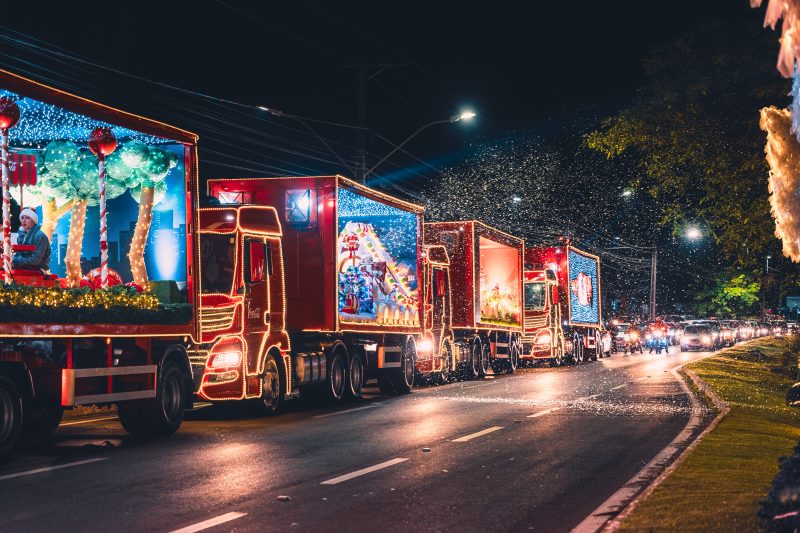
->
[0,349,712,532]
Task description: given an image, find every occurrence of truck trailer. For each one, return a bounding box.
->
[207,176,432,398]
[424,221,523,377]
[521,245,603,365]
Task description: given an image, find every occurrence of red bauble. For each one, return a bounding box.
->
[88,127,117,157]
[0,97,20,130]
[124,281,144,293]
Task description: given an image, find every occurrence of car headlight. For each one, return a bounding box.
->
[701,335,712,344]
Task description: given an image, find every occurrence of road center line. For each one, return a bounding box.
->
[312,403,379,419]
[527,407,560,418]
[452,426,504,442]
[610,384,628,391]
[0,458,107,481]
[170,512,247,533]
[320,457,408,485]
[59,416,118,427]
[577,393,602,401]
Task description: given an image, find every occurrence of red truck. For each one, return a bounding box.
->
[424,221,523,377]
[521,245,604,365]
[207,176,439,398]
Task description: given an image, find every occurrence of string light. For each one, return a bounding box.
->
[0,283,159,309]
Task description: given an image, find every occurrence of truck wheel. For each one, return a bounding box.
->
[392,339,416,394]
[551,344,564,367]
[479,342,490,377]
[438,344,452,384]
[0,377,23,455]
[468,340,482,380]
[118,399,150,435]
[507,336,519,374]
[345,352,365,400]
[148,362,187,436]
[251,353,284,415]
[326,349,347,402]
[23,403,64,438]
[377,371,395,394]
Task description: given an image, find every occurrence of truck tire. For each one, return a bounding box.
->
[345,352,365,400]
[0,377,23,455]
[148,362,187,435]
[551,344,564,367]
[325,349,347,402]
[392,339,416,394]
[572,334,584,365]
[468,340,482,380]
[118,399,150,435]
[479,341,490,377]
[23,403,64,438]
[251,353,285,415]
[507,335,519,374]
[377,371,395,394]
[438,344,452,384]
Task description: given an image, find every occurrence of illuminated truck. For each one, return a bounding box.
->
[207,176,430,397]
[424,221,523,377]
[521,245,603,365]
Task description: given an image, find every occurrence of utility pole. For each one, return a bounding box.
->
[649,246,657,319]
[343,61,410,182]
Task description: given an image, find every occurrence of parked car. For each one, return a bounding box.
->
[681,324,715,352]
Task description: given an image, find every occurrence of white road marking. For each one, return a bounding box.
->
[0,458,107,481]
[452,426,504,442]
[170,512,247,533]
[320,458,408,485]
[59,416,118,427]
[312,403,379,419]
[577,393,602,401]
[527,407,560,418]
[610,384,628,391]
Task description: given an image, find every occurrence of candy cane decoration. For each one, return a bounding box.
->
[88,127,117,289]
[1,129,11,284]
[0,97,20,285]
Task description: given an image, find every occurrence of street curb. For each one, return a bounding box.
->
[599,359,730,532]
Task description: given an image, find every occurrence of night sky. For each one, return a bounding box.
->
[0,1,764,179]
[0,1,781,313]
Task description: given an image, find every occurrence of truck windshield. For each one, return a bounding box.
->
[199,234,236,294]
[524,282,546,310]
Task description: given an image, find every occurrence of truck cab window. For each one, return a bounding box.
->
[524,282,546,311]
[200,234,236,294]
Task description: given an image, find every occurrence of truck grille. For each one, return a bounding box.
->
[200,304,238,332]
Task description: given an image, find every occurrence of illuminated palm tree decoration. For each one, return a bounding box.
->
[126,143,176,287]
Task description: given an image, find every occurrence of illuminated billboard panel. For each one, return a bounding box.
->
[478,236,521,327]
[336,187,419,326]
[568,248,600,325]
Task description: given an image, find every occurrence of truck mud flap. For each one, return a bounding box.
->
[61,365,157,407]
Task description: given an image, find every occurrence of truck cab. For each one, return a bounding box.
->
[521,269,565,366]
[193,205,291,412]
[416,245,455,382]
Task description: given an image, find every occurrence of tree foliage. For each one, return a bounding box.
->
[585,23,787,270]
[694,274,760,317]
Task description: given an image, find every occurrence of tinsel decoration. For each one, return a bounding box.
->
[760,106,800,261]
[752,0,800,77]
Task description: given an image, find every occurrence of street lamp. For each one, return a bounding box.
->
[621,190,633,197]
[685,226,702,240]
[364,110,476,178]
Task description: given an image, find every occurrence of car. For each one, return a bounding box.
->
[666,321,683,345]
[681,324,715,352]
[718,321,736,346]
[614,323,643,354]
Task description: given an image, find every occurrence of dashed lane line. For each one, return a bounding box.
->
[312,403,380,419]
[170,512,247,533]
[0,458,107,481]
[451,426,504,442]
[610,384,628,391]
[527,407,560,418]
[320,458,408,485]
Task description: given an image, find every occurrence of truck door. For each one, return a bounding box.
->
[432,267,448,340]
[243,237,270,373]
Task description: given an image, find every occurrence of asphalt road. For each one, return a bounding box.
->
[0,349,713,533]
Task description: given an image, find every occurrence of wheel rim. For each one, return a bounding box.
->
[161,373,182,422]
[350,356,364,394]
[510,341,518,370]
[440,348,451,382]
[263,358,280,409]
[0,388,14,444]
[331,356,346,398]
[481,345,490,374]
[472,343,481,376]
[403,344,415,386]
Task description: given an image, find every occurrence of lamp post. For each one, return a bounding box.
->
[363,111,476,179]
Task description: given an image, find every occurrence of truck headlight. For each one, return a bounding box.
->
[209,351,242,369]
[536,333,551,345]
[417,339,434,353]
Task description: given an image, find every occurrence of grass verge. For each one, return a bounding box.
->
[615,337,800,533]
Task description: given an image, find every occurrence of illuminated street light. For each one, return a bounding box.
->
[512,196,522,202]
[621,190,633,197]
[685,226,702,240]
